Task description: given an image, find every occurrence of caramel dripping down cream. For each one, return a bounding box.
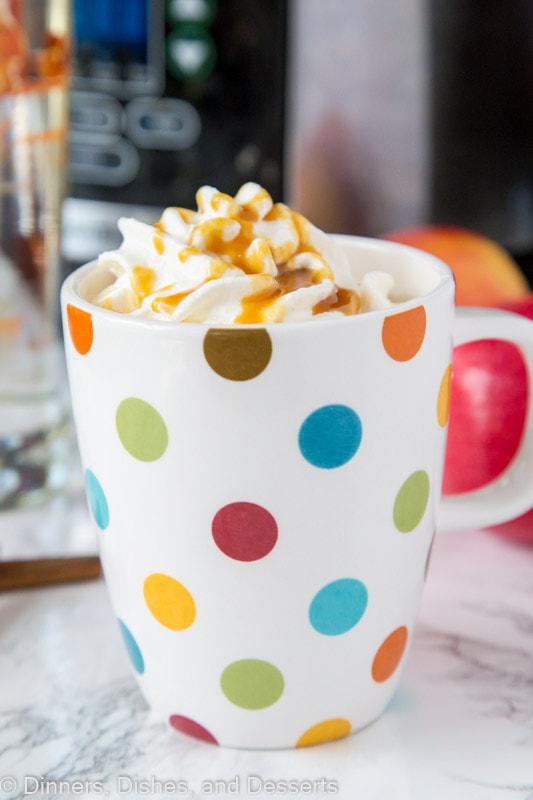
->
[81,183,403,324]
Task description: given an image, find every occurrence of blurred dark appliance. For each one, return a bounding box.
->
[286,0,533,278]
[429,0,533,271]
[62,0,287,267]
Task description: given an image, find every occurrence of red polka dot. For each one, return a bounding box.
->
[212,502,278,561]
[169,715,218,745]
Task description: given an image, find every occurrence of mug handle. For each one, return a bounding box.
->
[439,306,533,532]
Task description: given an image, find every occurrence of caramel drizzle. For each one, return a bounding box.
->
[145,190,360,322]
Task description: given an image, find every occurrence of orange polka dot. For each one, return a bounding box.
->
[371,626,408,682]
[67,304,94,355]
[296,718,352,747]
[437,363,452,427]
[382,306,426,362]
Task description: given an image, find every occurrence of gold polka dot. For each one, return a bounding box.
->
[203,328,272,381]
[296,718,352,747]
[143,573,196,630]
[437,363,452,427]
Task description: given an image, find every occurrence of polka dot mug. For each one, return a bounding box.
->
[61,235,533,749]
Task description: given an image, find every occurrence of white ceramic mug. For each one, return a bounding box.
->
[61,236,533,749]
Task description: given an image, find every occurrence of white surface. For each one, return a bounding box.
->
[1,500,532,799]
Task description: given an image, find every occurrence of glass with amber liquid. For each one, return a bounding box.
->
[0,0,73,508]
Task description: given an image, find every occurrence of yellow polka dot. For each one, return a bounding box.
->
[296,718,352,747]
[437,363,452,427]
[143,573,196,630]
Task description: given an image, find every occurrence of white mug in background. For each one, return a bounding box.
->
[61,236,533,749]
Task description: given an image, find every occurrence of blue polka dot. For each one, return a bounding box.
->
[118,619,145,674]
[309,578,368,636]
[85,469,109,530]
[298,405,362,469]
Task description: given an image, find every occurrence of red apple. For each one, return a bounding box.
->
[443,294,533,543]
[484,294,533,543]
[443,338,528,495]
[499,293,533,321]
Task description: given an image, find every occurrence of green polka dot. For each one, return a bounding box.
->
[220,659,284,709]
[115,398,168,462]
[393,470,430,532]
[203,328,272,381]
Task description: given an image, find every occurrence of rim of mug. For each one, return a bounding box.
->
[60,234,455,332]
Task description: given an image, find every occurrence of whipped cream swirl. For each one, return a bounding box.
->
[83,183,398,324]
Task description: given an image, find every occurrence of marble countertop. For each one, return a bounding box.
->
[1,493,532,800]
